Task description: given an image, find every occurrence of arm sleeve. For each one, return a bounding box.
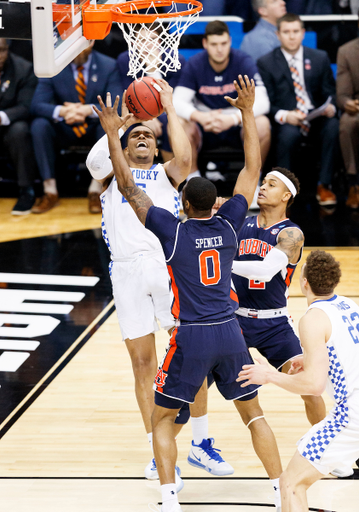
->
[216,194,249,235]
[173,85,197,121]
[252,83,270,117]
[145,206,180,259]
[232,247,289,282]
[86,128,124,181]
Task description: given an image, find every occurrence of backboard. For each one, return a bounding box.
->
[31,0,124,78]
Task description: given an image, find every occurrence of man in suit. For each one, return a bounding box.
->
[257,13,339,206]
[0,38,38,215]
[30,41,122,214]
[336,24,359,208]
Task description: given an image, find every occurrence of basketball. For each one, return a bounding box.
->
[125,77,164,121]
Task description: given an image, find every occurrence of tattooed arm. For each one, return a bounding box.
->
[232,227,304,282]
[93,93,153,225]
[276,227,304,264]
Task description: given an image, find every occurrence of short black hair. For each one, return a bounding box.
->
[277,13,304,30]
[269,167,300,207]
[183,177,217,211]
[204,20,230,38]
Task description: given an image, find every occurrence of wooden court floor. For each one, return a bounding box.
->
[0,198,358,511]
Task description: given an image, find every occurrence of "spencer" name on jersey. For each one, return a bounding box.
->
[196,236,223,249]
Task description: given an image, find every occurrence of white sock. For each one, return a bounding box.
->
[147,432,153,454]
[161,483,178,512]
[88,178,102,194]
[43,179,57,195]
[190,414,208,445]
[271,478,281,508]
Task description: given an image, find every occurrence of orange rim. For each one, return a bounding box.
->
[111,0,202,23]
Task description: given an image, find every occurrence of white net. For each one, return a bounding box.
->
[116,1,202,78]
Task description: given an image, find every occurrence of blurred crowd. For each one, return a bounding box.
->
[1,0,359,217]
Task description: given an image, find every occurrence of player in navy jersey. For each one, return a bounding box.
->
[231,167,327,430]
[94,75,283,512]
[173,20,271,180]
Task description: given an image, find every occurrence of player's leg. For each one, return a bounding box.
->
[234,395,282,510]
[234,395,282,478]
[152,402,184,512]
[188,375,234,475]
[281,360,326,425]
[125,333,158,434]
[280,450,323,512]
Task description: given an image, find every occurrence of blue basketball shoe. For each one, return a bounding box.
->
[187,438,234,475]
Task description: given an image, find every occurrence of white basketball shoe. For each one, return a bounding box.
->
[187,438,234,475]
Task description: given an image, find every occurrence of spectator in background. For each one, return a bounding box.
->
[173,20,271,183]
[117,25,186,163]
[336,21,359,208]
[224,0,256,20]
[257,13,339,206]
[30,42,122,214]
[0,38,38,216]
[240,0,287,63]
[286,0,333,14]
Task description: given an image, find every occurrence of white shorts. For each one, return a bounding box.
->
[297,391,359,474]
[111,250,175,341]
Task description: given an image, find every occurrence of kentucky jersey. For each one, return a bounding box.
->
[307,295,359,404]
[146,194,248,323]
[232,216,303,310]
[177,49,263,111]
[100,163,180,260]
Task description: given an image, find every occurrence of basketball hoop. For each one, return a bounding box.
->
[82,0,203,78]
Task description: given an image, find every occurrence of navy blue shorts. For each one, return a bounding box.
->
[236,315,302,370]
[154,317,259,409]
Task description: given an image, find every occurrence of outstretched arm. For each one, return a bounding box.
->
[225,75,261,206]
[232,227,304,281]
[155,79,191,187]
[86,92,138,185]
[237,308,329,396]
[93,93,153,225]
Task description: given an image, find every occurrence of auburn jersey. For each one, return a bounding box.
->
[232,216,303,310]
[146,195,248,323]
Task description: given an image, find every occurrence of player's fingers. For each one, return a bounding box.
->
[123,113,134,124]
[106,92,112,107]
[92,104,101,116]
[97,95,105,109]
[224,96,235,106]
[237,74,246,89]
[121,90,127,108]
[113,95,120,112]
[243,74,251,88]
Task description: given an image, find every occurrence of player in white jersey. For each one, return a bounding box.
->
[237,250,359,511]
[86,80,234,482]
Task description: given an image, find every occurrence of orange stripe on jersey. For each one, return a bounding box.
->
[285,267,294,287]
[167,265,180,318]
[163,327,178,372]
[230,288,238,303]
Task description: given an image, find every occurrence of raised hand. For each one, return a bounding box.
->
[224,74,255,112]
[93,92,134,135]
[152,77,173,110]
[121,90,138,130]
